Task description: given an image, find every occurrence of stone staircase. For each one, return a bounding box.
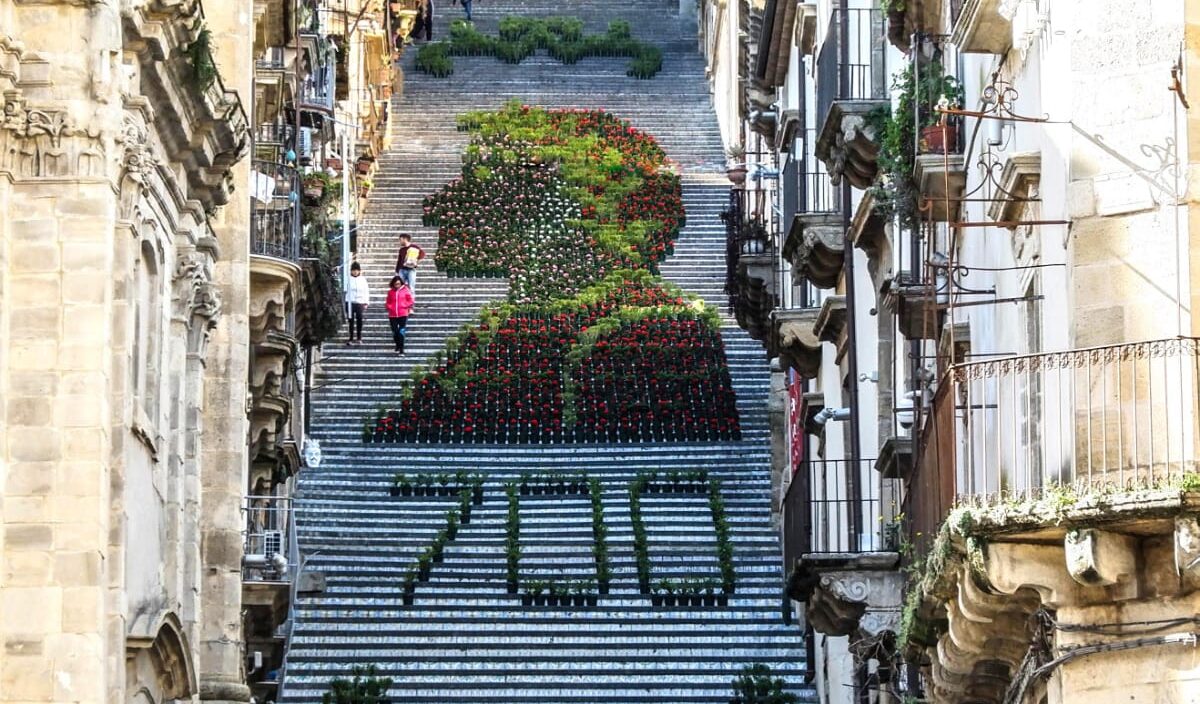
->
[280,1,813,701]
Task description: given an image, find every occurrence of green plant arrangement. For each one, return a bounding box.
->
[589,477,612,594]
[628,472,735,602]
[629,472,653,593]
[364,103,743,446]
[709,478,736,595]
[728,663,799,704]
[185,26,218,92]
[505,482,521,594]
[321,665,393,704]
[868,59,964,231]
[415,17,663,79]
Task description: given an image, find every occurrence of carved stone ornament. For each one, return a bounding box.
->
[0,92,105,179]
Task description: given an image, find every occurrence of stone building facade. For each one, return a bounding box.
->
[0,0,254,702]
[706,0,1200,701]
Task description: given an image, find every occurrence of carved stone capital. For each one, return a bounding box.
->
[790,552,901,638]
[0,92,106,180]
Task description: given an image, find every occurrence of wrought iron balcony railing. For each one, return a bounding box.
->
[783,458,891,570]
[814,8,887,139]
[909,337,1200,549]
[251,159,300,261]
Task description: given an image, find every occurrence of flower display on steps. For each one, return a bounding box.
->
[426,102,682,302]
[368,105,740,444]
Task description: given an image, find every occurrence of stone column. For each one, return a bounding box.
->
[197,0,253,701]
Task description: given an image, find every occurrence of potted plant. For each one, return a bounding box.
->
[356,153,375,175]
[725,144,747,185]
[303,173,327,204]
[358,178,373,198]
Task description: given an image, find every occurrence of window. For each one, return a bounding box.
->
[133,240,161,426]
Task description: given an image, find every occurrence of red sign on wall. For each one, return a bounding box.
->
[786,369,805,474]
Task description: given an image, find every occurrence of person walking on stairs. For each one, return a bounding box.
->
[386,275,415,355]
[453,0,472,21]
[345,261,370,345]
[394,233,426,295]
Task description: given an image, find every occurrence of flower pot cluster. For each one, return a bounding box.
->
[521,579,599,607]
[401,504,467,606]
[363,104,745,447]
[650,577,727,608]
[569,317,742,443]
[637,469,710,495]
[415,17,663,79]
[629,472,737,597]
[365,273,704,444]
[517,471,588,496]
[425,103,682,303]
[390,471,485,501]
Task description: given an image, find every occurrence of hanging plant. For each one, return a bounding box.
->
[185,26,218,92]
[869,59,964,231]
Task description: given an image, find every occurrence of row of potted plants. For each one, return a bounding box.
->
[415,18,663,79]
[505,482,520,594]
[401,503,467,606]
[649,577,729,608]
[634,469,711,495]
[517,471,589,496]
[389,472,485,500]
[520,579,600,607]
[590,476,613,593]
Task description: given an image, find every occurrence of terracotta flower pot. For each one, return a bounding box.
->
[726,164,747,185]
[920,124,959,155]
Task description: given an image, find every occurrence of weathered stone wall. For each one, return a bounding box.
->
[0,0,249,702]
[1066,0,1189,346]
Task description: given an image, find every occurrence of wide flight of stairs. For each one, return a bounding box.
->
[280,2,814,701]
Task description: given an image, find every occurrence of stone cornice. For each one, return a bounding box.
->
[121,0,249,212]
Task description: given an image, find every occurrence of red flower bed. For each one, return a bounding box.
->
[568,318,741,443]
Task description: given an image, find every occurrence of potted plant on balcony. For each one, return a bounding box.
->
[725,144,748,185]
[356,153,375,175]
[303,173,328,205]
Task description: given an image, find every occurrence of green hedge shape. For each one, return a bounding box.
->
[415,17,663,79]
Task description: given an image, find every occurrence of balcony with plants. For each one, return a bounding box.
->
[898,337,1200,702]
[870,56,964,343]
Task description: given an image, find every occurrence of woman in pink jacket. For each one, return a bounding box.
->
[386,275,415,355]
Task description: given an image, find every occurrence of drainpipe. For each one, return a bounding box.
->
[837,0,863,552]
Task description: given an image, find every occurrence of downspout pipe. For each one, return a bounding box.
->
[837,0,864,553]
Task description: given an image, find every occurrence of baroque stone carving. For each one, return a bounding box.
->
[0,93,105,179]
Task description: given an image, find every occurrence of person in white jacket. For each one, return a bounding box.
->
[345,261,370,345]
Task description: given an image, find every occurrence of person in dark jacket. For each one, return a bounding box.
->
[394,233,427,295]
